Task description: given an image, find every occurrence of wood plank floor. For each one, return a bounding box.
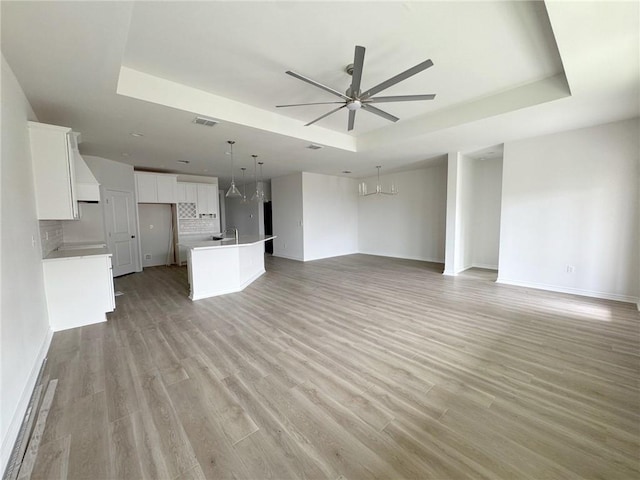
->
[32,254,639,479]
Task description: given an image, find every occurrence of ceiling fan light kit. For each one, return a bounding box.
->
[277,45,436,131]
[359,166,398,197]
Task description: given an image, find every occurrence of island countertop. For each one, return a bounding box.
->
[180,234,276,250]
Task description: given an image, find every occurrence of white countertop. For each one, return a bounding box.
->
[44,245,111,261]
[180,234,276,250]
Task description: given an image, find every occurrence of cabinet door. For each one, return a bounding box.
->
[196,184,217,216]
[196,184,209,216]
[177,183,187,203]
[185,183,198,203]
[156,175,177,203]
[43,255,114,331]
[209,185,219,217]
[28,122,78,220]
[136,174,157,203]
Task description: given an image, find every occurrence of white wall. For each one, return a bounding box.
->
[0,55,52,471]
[225,193,261,236]
[62,202,105,243]
[302,173,358,262]
[444,153,460,274]
[457,155,475,271]
[224,181,270,237]
[472,158,503,269]
[498,118,639,303]
[360,164,447,263]
[272,173,304,261]
[139,204,173,267]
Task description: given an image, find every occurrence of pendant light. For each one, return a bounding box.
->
[225,140,241,197]
[240,167,248,204]
[250,155,263,202]
[257,161,266,202]
[359,166,398,196]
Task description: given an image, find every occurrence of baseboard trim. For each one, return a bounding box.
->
[471,263,498,271]
[1,328,53,474]
[496,278,640,305]
[303,250,359,262]
[358,251,445,264]
[272,252,304,262]
[443,265,472,276]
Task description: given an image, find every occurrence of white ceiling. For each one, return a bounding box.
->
[2,1,638,186]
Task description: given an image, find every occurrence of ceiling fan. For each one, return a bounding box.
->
[276,45,436,131]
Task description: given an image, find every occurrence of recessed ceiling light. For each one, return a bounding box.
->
[130,132,144,137]
[121,153,129,157]
[342,170,352,174]
[177,160,190,165]
[306,144,323,150]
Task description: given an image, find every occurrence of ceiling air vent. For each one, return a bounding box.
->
[193,116,219,127]
[306,144,323,150]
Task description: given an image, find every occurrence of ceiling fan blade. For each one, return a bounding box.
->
[276,101,345,108]
[347,110,356,131]
[366,94,436,103]
[360,59,434,100]
[304,104,347,127]
[362,104,399,123]
[286,71,351,101]
[350,45,366,95]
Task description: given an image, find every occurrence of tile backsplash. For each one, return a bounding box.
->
[179,218,218,234]
[39,220,63,257]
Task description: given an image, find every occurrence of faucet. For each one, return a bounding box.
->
[224,227,238,242]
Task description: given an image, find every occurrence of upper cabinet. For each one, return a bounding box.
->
[28,122,79,220]
[176,181,218,220]
[177,182,197,204]
[135,172,177,203]
[28,122,101,220]
[196,183,218,218]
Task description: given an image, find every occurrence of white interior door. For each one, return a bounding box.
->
[104,189,139,277]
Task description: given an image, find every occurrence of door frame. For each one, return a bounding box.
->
[102,186,142,276]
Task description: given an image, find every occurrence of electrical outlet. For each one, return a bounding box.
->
[283,242,287,249]
[566,264,575,273]
[145,254,152,260]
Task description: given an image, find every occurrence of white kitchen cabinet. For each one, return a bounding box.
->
[28,122,79,220]
[42,253,115,331]
[157,175,177,203]
[196,183,218,218]
[135,172,177,203]
[177,182,198,203]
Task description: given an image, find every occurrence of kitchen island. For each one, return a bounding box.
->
[180,235,276,300]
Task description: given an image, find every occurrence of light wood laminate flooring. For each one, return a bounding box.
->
[32,255,639,479]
